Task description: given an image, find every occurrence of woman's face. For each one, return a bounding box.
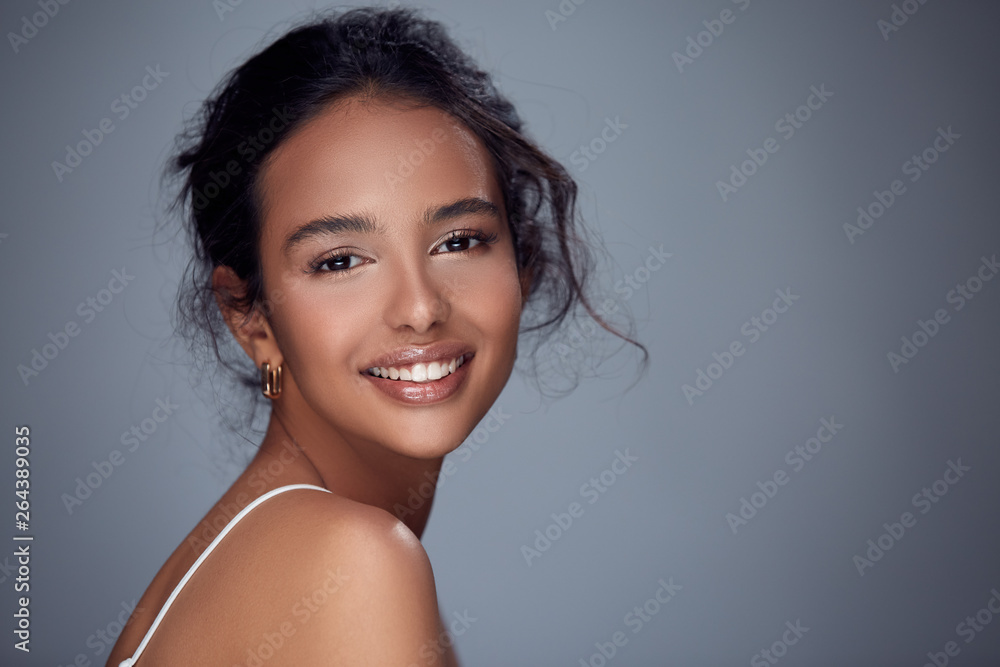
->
[251,96,523,459]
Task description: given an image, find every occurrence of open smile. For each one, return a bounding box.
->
[361,353,474,404]
[364,353,469,383]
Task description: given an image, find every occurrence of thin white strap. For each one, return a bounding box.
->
[118,484,332,667]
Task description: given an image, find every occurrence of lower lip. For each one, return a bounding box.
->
[361,355,473,405]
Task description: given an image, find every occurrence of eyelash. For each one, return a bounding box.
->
[307,228,499,274]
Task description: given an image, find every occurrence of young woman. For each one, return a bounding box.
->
[109,7,645,665]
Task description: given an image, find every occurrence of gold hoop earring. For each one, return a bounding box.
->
[260,361,282,399]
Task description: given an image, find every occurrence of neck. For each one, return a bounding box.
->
[253,398,443,539]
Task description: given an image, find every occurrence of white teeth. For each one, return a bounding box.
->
[366,354,467,383]
[411,363,428,382]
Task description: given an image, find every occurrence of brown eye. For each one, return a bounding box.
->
[441,236,477,252]
[311,252,364,273]
[322,255,361,271]
[434,230,498,254]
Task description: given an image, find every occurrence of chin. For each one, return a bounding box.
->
[354,348,514,457]
[391,432,468,460]
[381,413,485,461]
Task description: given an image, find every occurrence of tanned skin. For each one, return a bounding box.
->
[108,96,529,666]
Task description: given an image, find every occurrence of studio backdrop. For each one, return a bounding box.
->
[2,0,998,665]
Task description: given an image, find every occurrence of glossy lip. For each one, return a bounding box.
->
[362,354,473,405]
[361,340,474,373]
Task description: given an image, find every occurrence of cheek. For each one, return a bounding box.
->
[268,289,372,376]
[447,251,523,340]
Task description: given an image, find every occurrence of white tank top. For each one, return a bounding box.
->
[118,483,332,667]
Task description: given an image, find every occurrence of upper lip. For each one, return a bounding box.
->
[361,341,474,372]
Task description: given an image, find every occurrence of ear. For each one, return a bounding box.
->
[212,265,283,368]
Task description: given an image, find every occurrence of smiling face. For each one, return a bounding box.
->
[236,95,524,460]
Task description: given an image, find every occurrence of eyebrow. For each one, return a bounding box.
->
[282,196,500,255]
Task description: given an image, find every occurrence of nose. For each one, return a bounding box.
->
[384,260,450,334]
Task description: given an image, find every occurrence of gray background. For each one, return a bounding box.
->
[2,0,999,665]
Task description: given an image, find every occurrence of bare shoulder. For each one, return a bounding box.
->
[286,493,448,663]
[137,488,448,666]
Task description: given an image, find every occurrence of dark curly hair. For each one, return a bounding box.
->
[163,6,648,436]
